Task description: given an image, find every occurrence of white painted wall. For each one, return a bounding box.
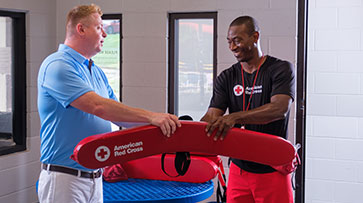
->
[306,0,363,202]
[0,0,297,202]
[55,0,297,114]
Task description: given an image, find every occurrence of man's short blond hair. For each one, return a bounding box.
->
[66,4,103,32]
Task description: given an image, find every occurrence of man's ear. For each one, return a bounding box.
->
[253,31,259,44]
[76,23,86,37]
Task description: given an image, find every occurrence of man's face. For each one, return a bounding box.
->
[83,13,107,57]
[227,25,257,62]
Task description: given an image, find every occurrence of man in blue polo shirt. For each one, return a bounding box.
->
[37,4,181,203]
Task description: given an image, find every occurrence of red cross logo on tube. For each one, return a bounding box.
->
[95,146,110,162]
[234,85,243,96]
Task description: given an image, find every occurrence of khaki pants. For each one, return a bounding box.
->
[38,169,103,203]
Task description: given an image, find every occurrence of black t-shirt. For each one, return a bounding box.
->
[209,55,295,173]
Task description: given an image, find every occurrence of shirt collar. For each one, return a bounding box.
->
[58,44,89,66]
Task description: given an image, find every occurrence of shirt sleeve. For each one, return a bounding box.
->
[40,60,93,108]
[270,61,295,101]
[209,71,228,112]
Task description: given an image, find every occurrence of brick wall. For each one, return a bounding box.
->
[306,0,363,202]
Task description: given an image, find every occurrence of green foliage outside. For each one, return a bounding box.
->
[93,34,120,99]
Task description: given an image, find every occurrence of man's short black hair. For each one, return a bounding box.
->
[229,16,260,36]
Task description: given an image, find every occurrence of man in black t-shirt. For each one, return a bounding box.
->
[201,16,295,203]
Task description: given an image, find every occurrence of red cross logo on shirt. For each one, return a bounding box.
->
[95,146,110,162]
[234,85,243,96]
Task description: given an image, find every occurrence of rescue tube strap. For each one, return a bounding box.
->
[161,152,191,177]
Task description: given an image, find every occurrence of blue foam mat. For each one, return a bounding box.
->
[103,178,214,203]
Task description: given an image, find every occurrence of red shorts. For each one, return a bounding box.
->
[227,162,293,203]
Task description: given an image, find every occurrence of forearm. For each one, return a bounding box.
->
[72,91,181,136]
[92,98,154,123]
[112,121,148,128]
[233,102,289,125]
[200,107,225,122]
[71,91,154,123]
[200,113,213,122]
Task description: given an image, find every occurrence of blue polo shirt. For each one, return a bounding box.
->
[38,44,118,171]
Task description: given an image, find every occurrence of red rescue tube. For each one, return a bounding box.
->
[121,154,219,183]
[71,121,296,169]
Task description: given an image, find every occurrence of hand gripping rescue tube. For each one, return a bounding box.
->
[71,121,296,169]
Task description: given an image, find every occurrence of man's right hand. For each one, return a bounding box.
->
[149,113,181,137]
[200,107,226,140]
[205,113,237,141]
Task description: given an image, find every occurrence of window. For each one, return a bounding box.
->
[295,1,307,202]
[168,12,217,121]
[0,10,26,155]
[93,14,122,131]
